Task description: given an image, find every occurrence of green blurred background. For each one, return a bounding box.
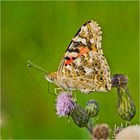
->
[1,1,139,139]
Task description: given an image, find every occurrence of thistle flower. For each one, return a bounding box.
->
[115,125,140,140]
[111,74,128,88]
[92,124,110,140]
[56,92,75,117]
[86,100,99,118]
[56,92,90,128]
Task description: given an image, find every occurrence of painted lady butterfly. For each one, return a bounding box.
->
[45,20,111,93]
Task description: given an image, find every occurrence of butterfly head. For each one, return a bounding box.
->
[45,72,58,84]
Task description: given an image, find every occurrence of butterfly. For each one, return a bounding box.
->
[45,20,111,94]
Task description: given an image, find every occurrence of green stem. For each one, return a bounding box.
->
[86,120,93,134]
[86,125,93,134]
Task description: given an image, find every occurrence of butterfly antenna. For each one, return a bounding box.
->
[27,60,48,74]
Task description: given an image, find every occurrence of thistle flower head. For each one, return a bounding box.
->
[86,100,99,118]
[56,92,75,117]
[115,125,140,140]
[111,74,128,88]
[92,124,110,140]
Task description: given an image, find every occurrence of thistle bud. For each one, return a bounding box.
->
[86,100,99,118]
[111,74,136,121]
[117,86,136,121]
[71,105,89,128]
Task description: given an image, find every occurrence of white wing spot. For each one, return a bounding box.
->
[90,38,95,44]
[84,67,93,75]
[73,36,87,45]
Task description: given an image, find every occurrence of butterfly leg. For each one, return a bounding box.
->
[73,90,77,102]
[54,87,63,95]
[47,83,56,96]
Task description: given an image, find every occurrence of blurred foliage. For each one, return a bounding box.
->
[1,1,139,139]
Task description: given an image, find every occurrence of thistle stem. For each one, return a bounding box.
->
[85,120,93,134]
[86,124,93,134]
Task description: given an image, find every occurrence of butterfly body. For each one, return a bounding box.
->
[45,20,111,94]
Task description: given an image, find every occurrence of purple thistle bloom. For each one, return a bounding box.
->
[111,74,128,87]
[56,92,75,117]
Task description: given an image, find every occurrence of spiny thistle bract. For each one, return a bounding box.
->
[111,74,136,121]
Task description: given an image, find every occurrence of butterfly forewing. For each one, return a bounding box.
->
[56,20,111,93]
